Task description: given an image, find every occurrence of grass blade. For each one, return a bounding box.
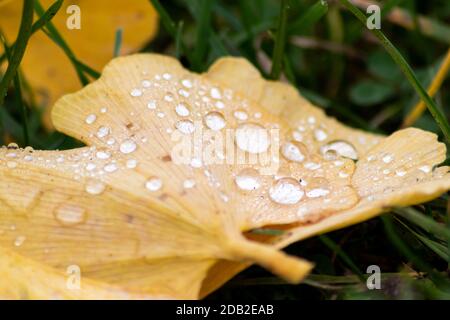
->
[193,0,212,70]
[270,0,290,80]
[319,235,364,280]
[149,0,194,64]
[339,0,450,143]
[13,74,29,146]
[113,28,123,57]
[394,208,450,240]
[288,0,328,35]
[175,21,184,59]
[402,48,450,127]
[0,0,34,107]
[31,0,64,35]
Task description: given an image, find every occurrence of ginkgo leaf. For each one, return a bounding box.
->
[0,0,158,128]
[1,53,449,300]
[205,57,384,158]
[0,246,173,299]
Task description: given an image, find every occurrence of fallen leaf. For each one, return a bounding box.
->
[0,0,158,128]
[0,54,449,299]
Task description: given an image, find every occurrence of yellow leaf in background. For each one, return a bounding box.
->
[0,54,449,299]
[0,0,158,128]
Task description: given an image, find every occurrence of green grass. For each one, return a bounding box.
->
[1,0,450,300]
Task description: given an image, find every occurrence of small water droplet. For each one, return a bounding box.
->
[314,128,328,142]
[323,149,338,161]
[235,168,261,191]
[281,141,307,162]
[145,177,162,191]
[104,163,118,173]
[395,169,407,177]
[175,120,195,134]
[55,204,86,226]
[130,88,143,97]
[235,123,270,154]
[85,114,96,124]
[175,103,190,116]
[382,154,394,163]
[147,100,157,109]
[96,126,110,138]
[126,159,137,169]
[164,93,174,102]
[190,158,203,168]
[181,79,193,88]
[215,101,225,109]
[233,110,248,121]
[419,165,431,173]
[142,80,151,88]
[179,89,190,97]
[305,178,330,198]
[119,140,137,154]
[162,73,172,80]
[210,87,222,99]
[14,235,26,247]
[85,180,106,195]
[6,161,17,169]
[7,142,19,149]
[320,140,358,160]
[86,163,96,171]
[100,107,107,113]
[96,150,111,159]
[204,111,226,131]
[183,179,196,189]
[269,177,304,205]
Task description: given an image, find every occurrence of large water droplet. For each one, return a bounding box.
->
[85,180,105,195]
[55,204,86,226]
[175,120,195,134]
[320,140,358,160]
[269,177,304,205]
[175,103,190,117]
[204,111,226,131]
[281,141,307,162]
[120,140,137,154]
[145,177,162,191]
[235,123,270,154]
[235,168,261,191]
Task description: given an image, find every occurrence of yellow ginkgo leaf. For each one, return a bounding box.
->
[0,0,158,128]
[1,54,449,300]
[206,57,384,158]
[0,246,174,299]
[198,58,450,297]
